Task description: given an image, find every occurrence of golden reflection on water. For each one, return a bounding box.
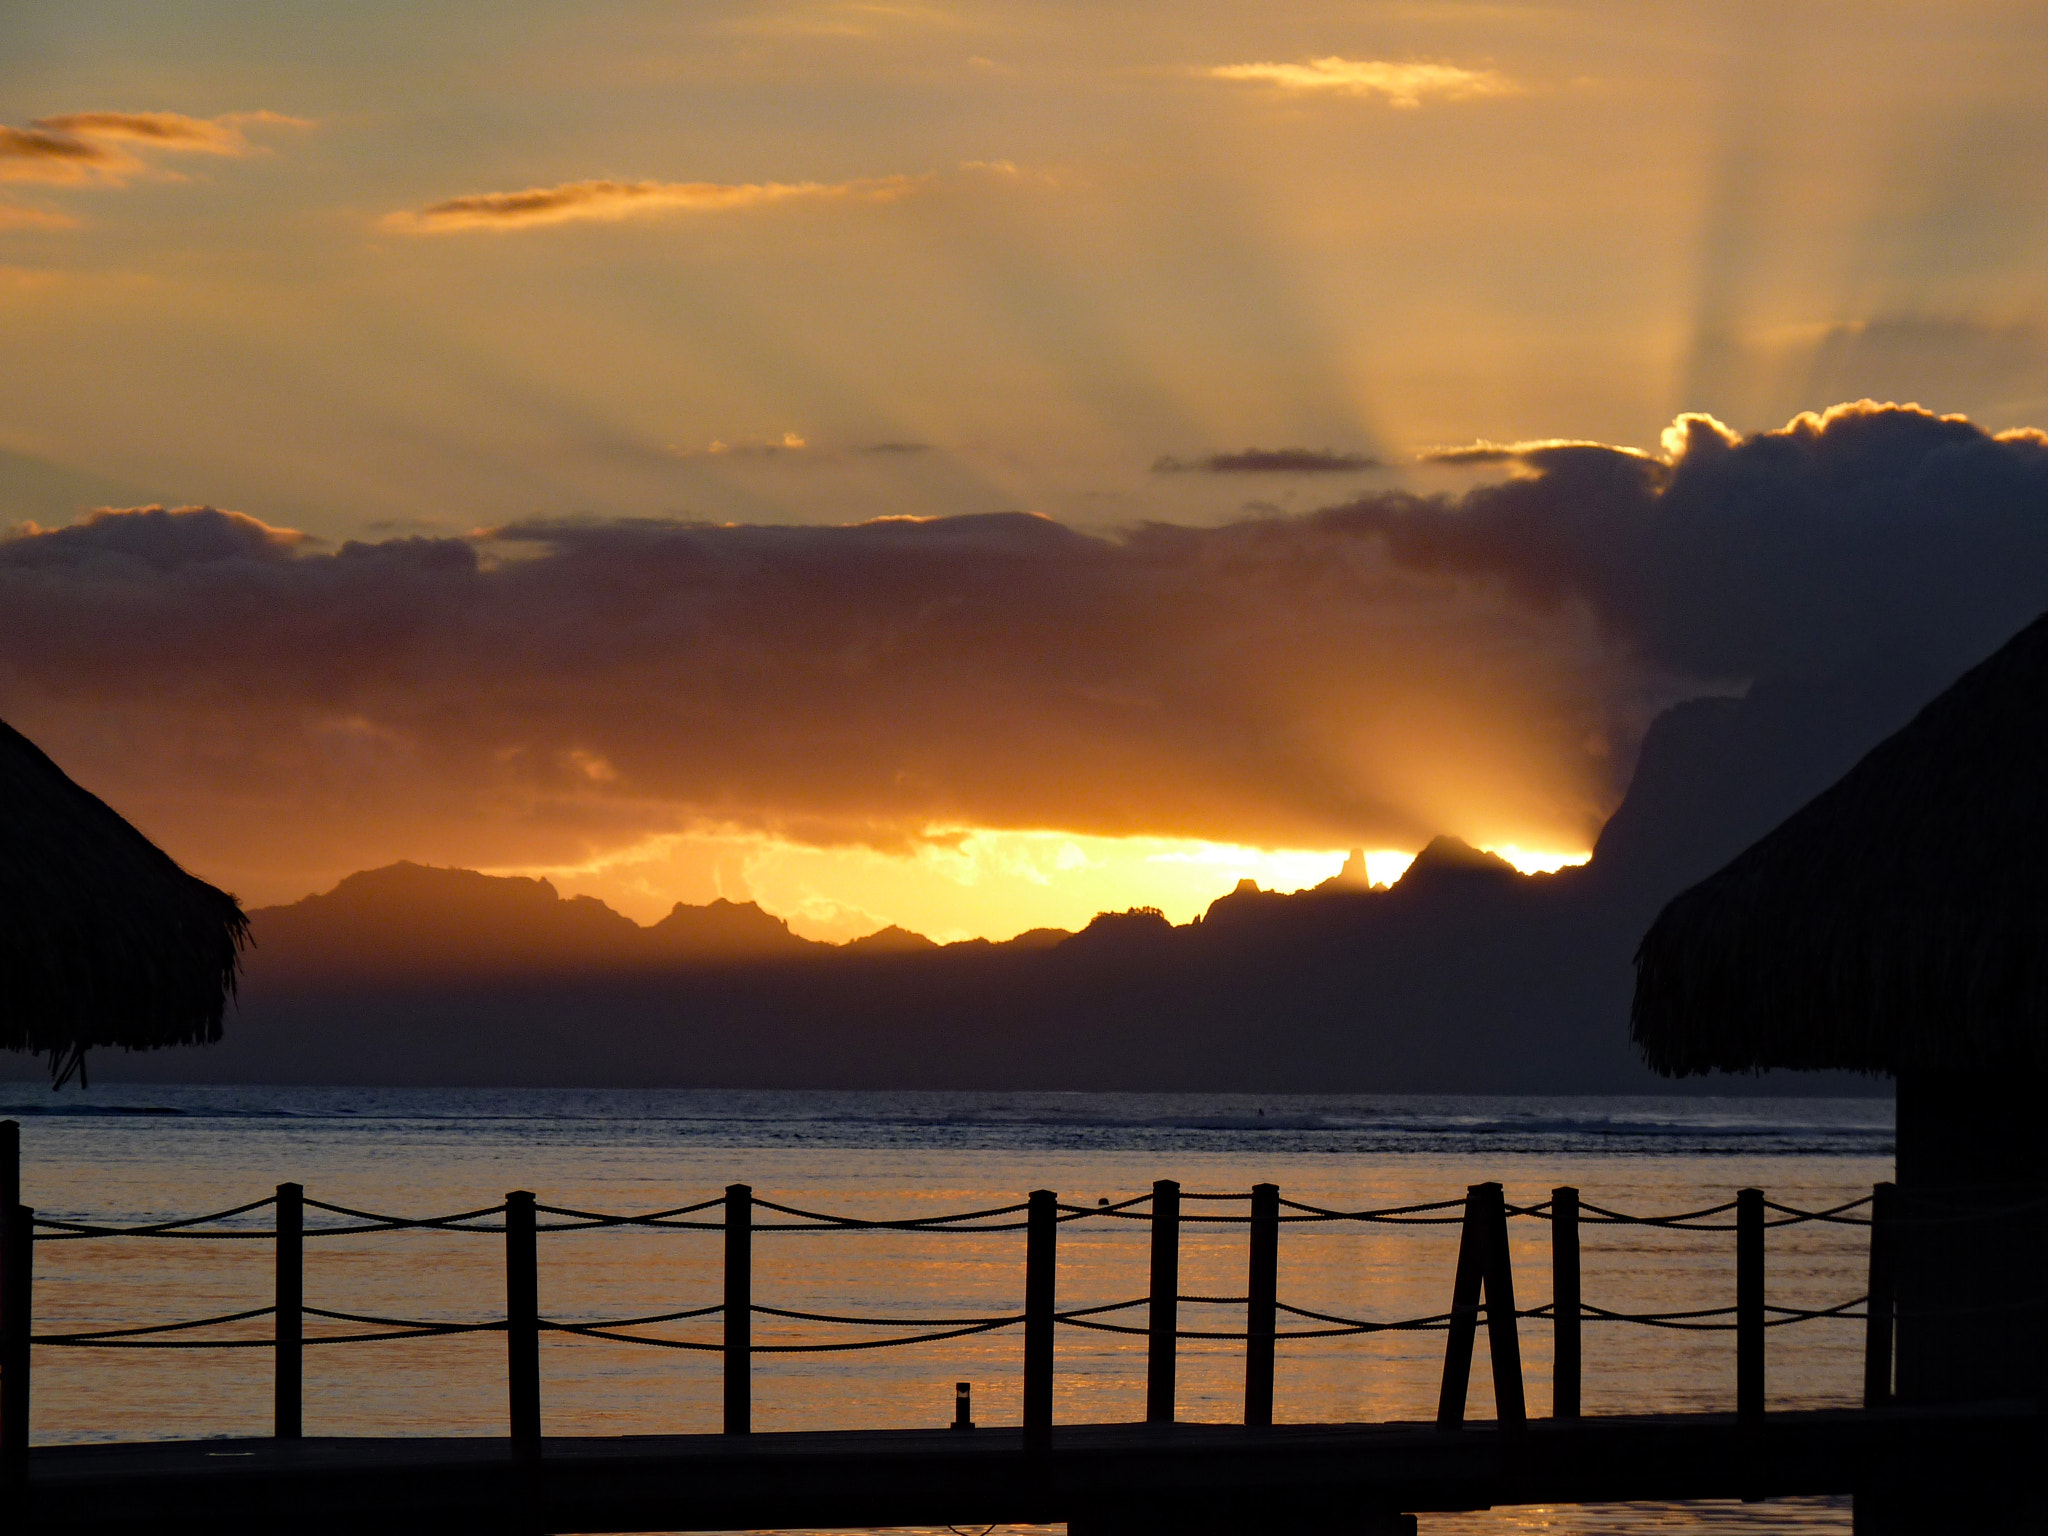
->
[15,1110,1882,1536]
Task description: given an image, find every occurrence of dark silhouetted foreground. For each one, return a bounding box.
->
[0,717,245,1086]
[1633,608,2048,1533]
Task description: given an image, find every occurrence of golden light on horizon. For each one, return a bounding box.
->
[489,828,1358,942]
[484,829,1593,945]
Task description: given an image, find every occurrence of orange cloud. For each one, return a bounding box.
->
[0,110,309,185]
[1208,58,1512,107]
[1420,438,1659,466]
[386,174,921,233]
[0,126,116,185]
[0,201,78,231]
[0,502,1625,905]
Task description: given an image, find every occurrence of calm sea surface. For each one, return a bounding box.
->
[6,1087,1893,1536]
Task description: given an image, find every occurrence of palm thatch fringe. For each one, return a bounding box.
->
[1632,609,2048,1077]
[0,717,248,1083]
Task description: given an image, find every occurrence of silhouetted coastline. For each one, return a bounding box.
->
[6,603,1982,1093]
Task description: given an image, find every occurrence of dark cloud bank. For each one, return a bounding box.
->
[0,478,1631,876]
[1152,447,1381,473]
[6,403,2048,1091]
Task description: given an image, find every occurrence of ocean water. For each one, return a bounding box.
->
[6,1087,1894,1536]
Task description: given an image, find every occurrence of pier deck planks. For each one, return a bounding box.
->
[13,1402,2039,1535]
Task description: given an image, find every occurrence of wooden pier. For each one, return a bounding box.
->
[6,1124,2038,1533]
[11,1403,2041,1536]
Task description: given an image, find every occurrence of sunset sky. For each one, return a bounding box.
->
[4,3,2045,940]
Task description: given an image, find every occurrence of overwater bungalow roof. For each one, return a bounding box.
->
[0,716,246,1085]
[1631,609,2048,1077]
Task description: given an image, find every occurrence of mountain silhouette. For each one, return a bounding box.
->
[30,634,1982,1092]
[646,897,819,960]
[246,861,834,981]
[843,925,940,954]
[249,862,648,979]
[1315,848,1380,891]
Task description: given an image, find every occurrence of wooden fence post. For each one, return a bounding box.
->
[2,1202,32,1480]
[1863,1181,1895,1409]
[275,1182,303,1439]
[1024,1189,1056,1454]
[1480,1184,1526,1430]
[2,1123,23,1486]
[1147,1179,1179,1424]
[1737,1187,1764,1422]
[724,1184,752,1436]
[1437,1182,1524,1429]
[1,1119,15,1480]
[1244,1183,1279,1428]
[1551,1186,1580,1420]
[1,1121,16,1218]
[506,1190,540,1453]
[1437,1185,1488,1428]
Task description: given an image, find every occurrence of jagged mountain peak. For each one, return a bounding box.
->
[845,924,939,953]
[1399,836,1519,879]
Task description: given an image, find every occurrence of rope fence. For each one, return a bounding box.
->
[0,1134,1942,1454]
[29,1291,1892,1352]
[18,1189,1884,1241]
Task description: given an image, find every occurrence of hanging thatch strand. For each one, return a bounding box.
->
[0,717,247,1085]
[1632,609,2048,1078]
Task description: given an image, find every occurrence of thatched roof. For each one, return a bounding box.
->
[1633,610,2048,1077]
[0,717,247,1085]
